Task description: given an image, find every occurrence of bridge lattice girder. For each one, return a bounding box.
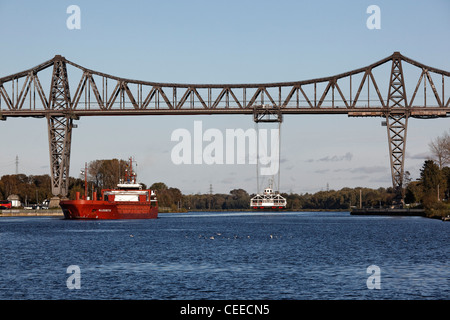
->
[0,52,448,118]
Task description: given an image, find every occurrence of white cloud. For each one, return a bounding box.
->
[334,166,387,174]
[307,152,353,162]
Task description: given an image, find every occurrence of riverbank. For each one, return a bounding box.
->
[0,208,352,217]
[0,209,63,217]
[350,208,425,216]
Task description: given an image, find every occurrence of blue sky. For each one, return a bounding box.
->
[0,0,449,194]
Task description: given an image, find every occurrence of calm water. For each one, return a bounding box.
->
[0,211,448,300]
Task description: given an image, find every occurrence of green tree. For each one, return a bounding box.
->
[420,160,445,207]
[228,189,250,209]
[442,166,450,200]
[405,181,422,205]
[67,177,85,200]
[150,182,168,192]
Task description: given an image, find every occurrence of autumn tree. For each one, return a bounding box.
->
[150,182,183,209]
[429,131,450,169]
[0,174,53,204]
[88,158,128,190]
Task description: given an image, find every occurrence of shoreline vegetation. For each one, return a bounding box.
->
[1,130,449,220]
[0,172,449,219]
[1,177,448,219]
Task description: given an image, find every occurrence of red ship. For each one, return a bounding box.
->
[60,157,158,219]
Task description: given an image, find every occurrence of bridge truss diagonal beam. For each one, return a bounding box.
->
[0,52,448,118]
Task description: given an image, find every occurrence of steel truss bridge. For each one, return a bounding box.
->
[0,52,449,202]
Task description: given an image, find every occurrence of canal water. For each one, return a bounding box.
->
[0,211,448,300]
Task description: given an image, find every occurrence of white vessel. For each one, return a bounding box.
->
[250,182,287,210]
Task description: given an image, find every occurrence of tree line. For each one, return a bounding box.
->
[0,174,85,206]
[1,131,449,216]
[0,172,398,211]
[1,164,448,216]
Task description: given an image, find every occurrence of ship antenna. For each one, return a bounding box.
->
[133,158,138,183]
[128,156,137,184]
[84,162,87,199]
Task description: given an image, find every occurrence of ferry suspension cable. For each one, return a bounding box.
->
[278,120,281,194]
[253,105,283,193]
[255,122,283,194]
[255,120,259,195]
[251,105,286,210]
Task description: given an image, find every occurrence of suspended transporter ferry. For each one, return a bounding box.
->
[60,158,158,219]
[250,182,287,210]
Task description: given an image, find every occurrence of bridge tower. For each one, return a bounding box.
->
[47,55,74,199]
[385,52,409,205]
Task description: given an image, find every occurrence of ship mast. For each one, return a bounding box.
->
[125,156,137,184]
[82,162,87,199]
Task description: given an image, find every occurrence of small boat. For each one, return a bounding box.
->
[60,157,158,219]
[250,182,286,210]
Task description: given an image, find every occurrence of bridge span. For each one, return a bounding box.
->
[0,52,449,202]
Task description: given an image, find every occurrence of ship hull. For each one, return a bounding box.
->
[251,206,286,211]
[60,200,158,219]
